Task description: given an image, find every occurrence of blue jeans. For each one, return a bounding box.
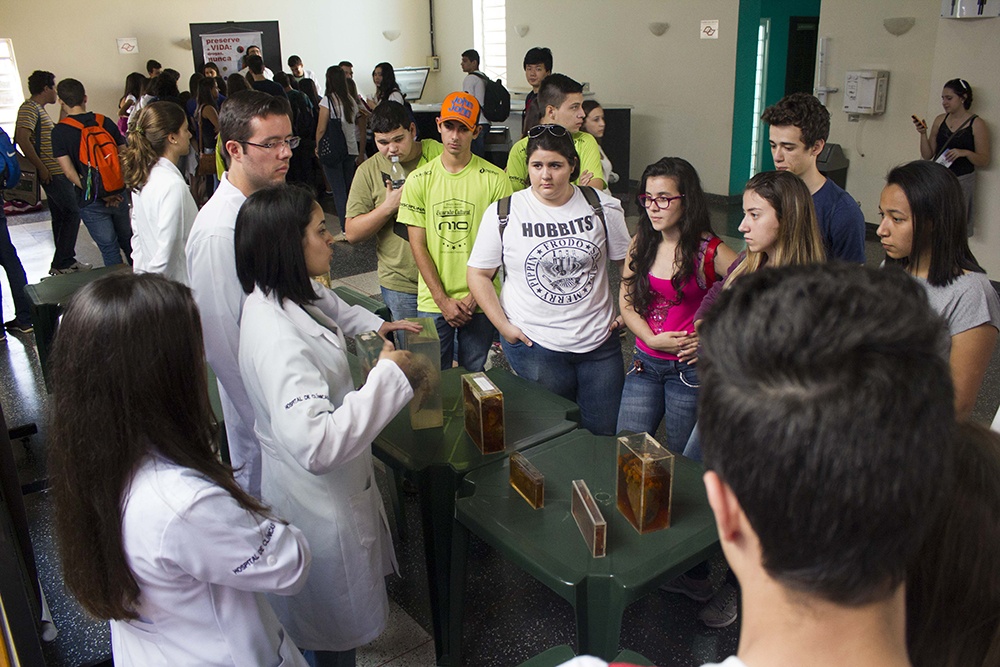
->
[0,208,31,324]
[683,424,703,462]
[380,286,418,322]
[78,196,132,266]
[418,310,495,372]
[501,334,625,436]
[42,174,81,270]
[321,155,358,223]
[616,349,700,454]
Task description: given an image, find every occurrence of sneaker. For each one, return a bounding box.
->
[48,260,93,276]
[698,583,739,628]
[661,574,715,602]
[4,319,33,334]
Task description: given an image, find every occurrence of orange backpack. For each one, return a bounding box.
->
[59,114,124,202]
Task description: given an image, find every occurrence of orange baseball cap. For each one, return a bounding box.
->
[438,91,480,130]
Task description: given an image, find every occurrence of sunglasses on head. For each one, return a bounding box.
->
[527,124,569,139]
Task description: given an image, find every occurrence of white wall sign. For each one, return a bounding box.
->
[200,32,262,76]
[701,20,719,39]
[116,38,139,55]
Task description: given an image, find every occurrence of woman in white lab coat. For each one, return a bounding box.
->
[122,101,198,284]
[48,272,312,667]
[235,184,421,667]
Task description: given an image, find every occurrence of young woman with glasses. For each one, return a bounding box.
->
[467,124,632,435]
[615,157,736,452]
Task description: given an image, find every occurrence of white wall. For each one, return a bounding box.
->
[819,0,1000,273]
[0,0,448,119]
[505,0,740,195]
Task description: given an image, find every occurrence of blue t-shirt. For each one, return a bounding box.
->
[812,178,866,263]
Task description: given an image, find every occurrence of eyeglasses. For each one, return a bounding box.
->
[638,194,685,210]
[240,136,301,151]
[527,124,569,139]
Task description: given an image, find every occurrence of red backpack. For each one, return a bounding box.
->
[59,114,124,202]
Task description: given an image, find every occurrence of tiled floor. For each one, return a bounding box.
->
[3,195,999,667]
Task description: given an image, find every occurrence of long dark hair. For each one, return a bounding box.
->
[623,157,714,317]
[324,66,355,124]
[48,273,269,621]
[883,160,983,286]
[196,77,218,108]
[374,61,400,103]
[120,72,146,105]
[581,99,603,145]
[235,184,320,306]
[298,78,320,108]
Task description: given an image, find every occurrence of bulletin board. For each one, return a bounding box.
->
[189,21,282,77]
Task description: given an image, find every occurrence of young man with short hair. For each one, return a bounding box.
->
[521,47,552,129]
[345,101,443,321]
[50,78,132,267]
[146,59,162,77]
[186,91,404,499]
[460,49,489,158]
[762,93,865,262]
[15,69,88,275]
[399,92,512,371]
[506,73,604,192]
[245,55,285,98]
[696,263,953,667]
[287,54,317,84]
[239,45,273,80]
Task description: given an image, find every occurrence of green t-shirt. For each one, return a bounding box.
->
[398,154,512,312]
[504,131,603,192]
[346,139,444,294]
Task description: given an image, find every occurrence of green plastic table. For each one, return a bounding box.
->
[451,430,720,662]
[23,264,132,390]
[357,363,580,666]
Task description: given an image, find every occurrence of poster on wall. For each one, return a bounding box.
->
[201,32,261,76]
[941,0,1000,17]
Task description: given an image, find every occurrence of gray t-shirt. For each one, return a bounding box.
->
[919,271,1000,355]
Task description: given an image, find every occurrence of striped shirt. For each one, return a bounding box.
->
[15,100,62,175]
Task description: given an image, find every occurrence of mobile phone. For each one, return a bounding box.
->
[911,115,926,130]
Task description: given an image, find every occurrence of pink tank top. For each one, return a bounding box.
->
[636,272,714,360]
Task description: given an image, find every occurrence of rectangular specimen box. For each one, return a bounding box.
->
[616,433,674,534]
[509,452,544,509]
[462,372,505,454]
[355,331,383,386]
[571,479,606,558]
[397,318,443,430]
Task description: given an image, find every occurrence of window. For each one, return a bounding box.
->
[473,0,507,84]
[0,39,24,139]
[749,19,770,176]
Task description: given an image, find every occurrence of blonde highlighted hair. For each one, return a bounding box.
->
[726,170,825,284]
[121,101,187,190]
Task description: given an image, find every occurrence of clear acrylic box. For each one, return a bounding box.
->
[509,452,543,509]
[355,331,383,386]
[571,479,606,558]
[397,318,443,430]
[462,372,504,454]
[616,433,674,534]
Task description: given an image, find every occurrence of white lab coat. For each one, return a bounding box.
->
[130,157,197,284]
[239,286,412,651]
[112,454,311,666]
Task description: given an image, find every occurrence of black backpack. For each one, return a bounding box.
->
[473,72,511,122]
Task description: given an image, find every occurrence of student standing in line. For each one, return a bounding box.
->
[468,125,631,435]
[505,74,605,192]
[51,77,133,266]
[15,70,89,275]
[48,272,312,667]
[122,102,197,284]
[878,160,1000,420]
[762,92,865,263]
[316,65,361,228]
[460,49,490,158]
[236,185,421,667]
[580,100,618,193]
[521,47,552,136]
[399,92,512,372]
[345,101,443,321]
[616,157,736,451]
